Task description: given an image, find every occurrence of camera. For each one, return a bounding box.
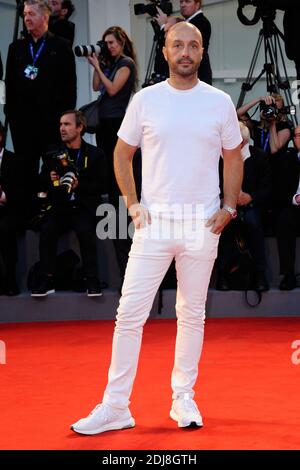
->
[49,150,78,195]
[260,101,296,120]
[74,40,109,58]
[54,151,78,194]
[134,0,173,17]
[142,72,167,88]
[237,0,281,26]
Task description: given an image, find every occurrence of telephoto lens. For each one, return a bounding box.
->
[74,40,108,57]
[74,44,101,57]
[60,172,76,193]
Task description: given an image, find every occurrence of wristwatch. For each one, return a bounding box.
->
[222,204,237,219]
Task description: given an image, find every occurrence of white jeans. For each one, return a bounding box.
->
[103,216,219,409]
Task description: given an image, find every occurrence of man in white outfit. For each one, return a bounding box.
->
[71,22,243,435]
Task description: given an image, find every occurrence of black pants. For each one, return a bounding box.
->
[9,119,61,206]
[96,117,134,280]
[0,207,23,287]
[276,206,300,275]
[39,207,98,278]
[217,208,267,272]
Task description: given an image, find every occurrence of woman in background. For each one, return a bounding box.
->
[88,26,138,284]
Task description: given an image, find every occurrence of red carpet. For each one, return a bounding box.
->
[0,318,300,450]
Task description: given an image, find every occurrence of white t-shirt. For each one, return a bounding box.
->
[118,80,242,218]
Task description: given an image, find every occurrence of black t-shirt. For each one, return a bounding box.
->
[98,56,136,119]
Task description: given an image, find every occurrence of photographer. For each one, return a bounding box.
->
[48,0,75,46]
[217,122,271,292]
[237,94,292,155]
[87,26,138,282]
[31,110,107,298]
[272,126,300,290]
[0,122,27,296]
[155,0,212,84]
[5,0,77,208]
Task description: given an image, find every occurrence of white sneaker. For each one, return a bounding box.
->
[170,393,203,428]
[70,403,135,435]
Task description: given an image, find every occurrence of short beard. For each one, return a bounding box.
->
[172,62,199,78]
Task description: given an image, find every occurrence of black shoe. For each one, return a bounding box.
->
[4,280,20,296]
[31,276,55,297]
[216,272,230,291]
[279,274,296,291]
[86,277,102,297]
[254,271,269,292]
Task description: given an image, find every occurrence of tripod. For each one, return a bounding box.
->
[237,12,298,126]
[142,19,168,88]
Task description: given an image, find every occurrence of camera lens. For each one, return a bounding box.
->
[60,172,76,193]
[74,44,101,57]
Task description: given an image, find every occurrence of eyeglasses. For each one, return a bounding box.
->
[294,134,300,138]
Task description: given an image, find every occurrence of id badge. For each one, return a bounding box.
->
[24,65,39,80]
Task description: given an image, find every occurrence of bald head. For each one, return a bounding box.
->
[165,21,203,47]
[163,21,203,82]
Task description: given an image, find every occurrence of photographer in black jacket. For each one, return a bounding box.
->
[31,110,108,298]
[155,0,212,84]
[272,126,300,290]
[5,0,77,207]
[48,0,75,46]
[217,121,271,292]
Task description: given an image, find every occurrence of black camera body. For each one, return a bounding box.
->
[237,0,281,26]
[50,150,78,195]
[259,101,296,120]
[74,40,109,58]
[134,0,173,17]
[142,72,167,88]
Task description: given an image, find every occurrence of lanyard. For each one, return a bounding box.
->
[66,148,81,169]
[29,39,46,66]
[261,129,270,152]
[76,149,81,168]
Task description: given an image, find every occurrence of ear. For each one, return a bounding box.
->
[162,46,167,62]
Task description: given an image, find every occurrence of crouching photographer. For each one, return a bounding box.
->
[31,110,108,298]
